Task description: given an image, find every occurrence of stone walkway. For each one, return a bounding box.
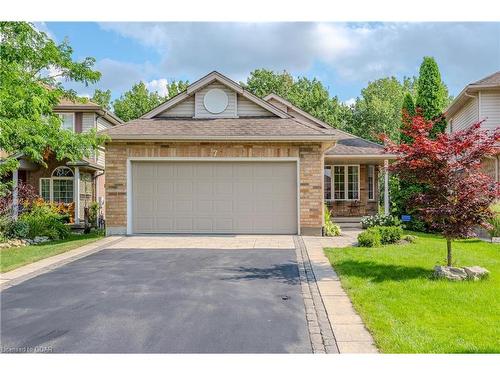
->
[302,229,378,353]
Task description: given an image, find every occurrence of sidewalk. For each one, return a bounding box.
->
[302,230,378,353]
[0,236,124,290]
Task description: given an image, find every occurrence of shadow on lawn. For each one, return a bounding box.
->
[332,260,432,282]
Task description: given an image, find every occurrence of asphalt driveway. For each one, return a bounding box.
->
[1,236,311,353]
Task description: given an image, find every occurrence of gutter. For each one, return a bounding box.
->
[105,135,337,142]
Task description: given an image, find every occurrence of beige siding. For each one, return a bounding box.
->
[195,83,237,118]
[481,91,500,131]
[96,146,105,167]
[237,95,274,117]
[82,113,96,133]
[97,117,113,131]
[158,96,195,117]
[451,97,478,132]
[267,98,288,113]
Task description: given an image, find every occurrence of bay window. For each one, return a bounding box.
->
[39,166,74,203]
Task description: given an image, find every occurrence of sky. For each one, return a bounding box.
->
[39,22,500,104]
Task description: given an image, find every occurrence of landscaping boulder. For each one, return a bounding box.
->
[434,265,490,281]
[434,266,468,281]
[463,266,489,280]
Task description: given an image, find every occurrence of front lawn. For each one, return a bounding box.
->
[0,231,104,273]
[324,232,500,353]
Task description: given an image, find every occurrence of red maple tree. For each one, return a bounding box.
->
[383,113,500,266]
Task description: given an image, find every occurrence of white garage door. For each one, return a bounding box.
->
[131,161,298,234]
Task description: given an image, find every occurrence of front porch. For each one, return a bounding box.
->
[10,154,106,225]
[324,156,390,222]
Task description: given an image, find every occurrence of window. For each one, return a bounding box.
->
[334,166,346,200]
[368,165,375,201]
[324,166,332,200]
[39,167,74,203]
[57,113,75,131]
[40,178,51,201]
[327,165,360,201]
[347,166,359,200]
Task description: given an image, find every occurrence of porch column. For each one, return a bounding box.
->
[384,159,390,215]
[74,167,80,225]
[12,169,19,220]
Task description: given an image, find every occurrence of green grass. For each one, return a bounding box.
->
[324,232,500,353]
[0,231,104,273]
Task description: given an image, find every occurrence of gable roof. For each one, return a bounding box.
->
[263,93,390,158]
[142,71,290,119]
[103,117,337,141]
[446,71,500,119]
[54,98,123,126]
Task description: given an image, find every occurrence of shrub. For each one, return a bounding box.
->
[486,204,500,237]
[375,225,403,244]
[361,214,401,229]
[18,203,70,240]
[87,202,99,228]
[357,228,381,247]
[402,234,417,243]
[323,205,341,236]
[7,220,30,239]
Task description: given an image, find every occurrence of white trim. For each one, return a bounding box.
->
[384,159,390,215]
[142,71,290,119]
[368,165,376,201]
[330,164,360,201]
[126,157,300,235]
[74,167,80,225]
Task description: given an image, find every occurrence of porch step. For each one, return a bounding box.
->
[332,217,363,229]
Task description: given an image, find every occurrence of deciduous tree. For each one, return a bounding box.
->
[91,89,112,111]
[384,114,499,266]
[0,22,106,191]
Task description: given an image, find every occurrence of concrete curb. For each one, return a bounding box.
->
[0,236,125,291]
[301,235,379,354]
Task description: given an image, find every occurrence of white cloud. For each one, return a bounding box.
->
[343,97,356,106]
[145,78,169,96]
[98,22,500,96]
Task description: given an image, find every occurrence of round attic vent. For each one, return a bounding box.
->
[203,88,228,114]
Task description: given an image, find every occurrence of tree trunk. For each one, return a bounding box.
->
[447,238,452,266]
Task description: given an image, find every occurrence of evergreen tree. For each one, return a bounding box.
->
[415,57,449,137]
[400,92,416,144]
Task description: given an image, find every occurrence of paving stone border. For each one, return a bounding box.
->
[301,235,379,353]
[294,236,339,354]
[0,236,125,291]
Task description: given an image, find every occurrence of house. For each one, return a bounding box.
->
[102,71,394,236]
[5,99,122,224]
[446,71,500,181]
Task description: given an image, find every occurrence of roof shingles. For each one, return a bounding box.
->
[103,117,337,139]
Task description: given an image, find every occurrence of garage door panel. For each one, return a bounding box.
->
[196,200,213,214]
[132,161,297,234]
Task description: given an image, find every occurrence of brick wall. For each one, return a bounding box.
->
[104,141,325,235]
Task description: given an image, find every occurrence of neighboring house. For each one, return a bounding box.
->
[4,99,122,224]
[446,71,500,181]
[102,71,395,236]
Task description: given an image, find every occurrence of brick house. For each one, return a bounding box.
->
[5,99,122,224]
[102,71,395,236]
